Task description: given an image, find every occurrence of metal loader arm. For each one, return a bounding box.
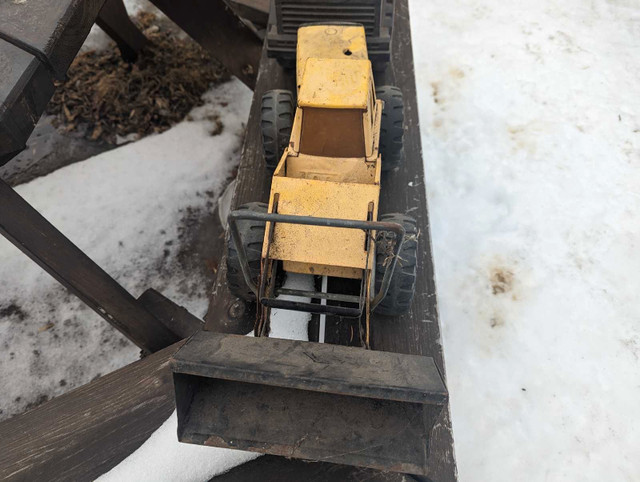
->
[227,209,406,314]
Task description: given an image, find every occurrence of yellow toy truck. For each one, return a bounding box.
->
[170,22,447,476]
[227,24,417,331]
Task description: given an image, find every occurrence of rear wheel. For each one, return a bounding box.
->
[376,86,405,171]
[261,89,294,170]
[374,213,418,316]
[226,202,267,301]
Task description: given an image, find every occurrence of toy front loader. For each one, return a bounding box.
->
[171,22,447,476]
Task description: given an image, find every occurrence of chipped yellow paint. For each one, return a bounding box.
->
[265,177,378,275]
[297,25,368,89]
[298,58,371,109]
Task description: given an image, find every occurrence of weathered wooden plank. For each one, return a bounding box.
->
[0,0,106,78]
[371,2,458,480]
[0,39,54,165]
[0,179,182,353]
[174,330,446,404]
[138,288,204,340]
[0,0,108,164]
[148,0,262,89]
[0,342,183,482]
[96,0,148,62]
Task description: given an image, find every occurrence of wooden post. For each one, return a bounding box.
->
[0,180,181,353]
[147,0,262,89]
[96,0,148,62]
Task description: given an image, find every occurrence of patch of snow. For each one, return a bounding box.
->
[410,0,640,480]
[0,79,252,421]
[96,411,260,482]
[269,273,314,341]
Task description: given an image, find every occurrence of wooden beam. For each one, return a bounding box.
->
[0,341,183,482]
[0,39,54,165]
[0,0,106,164]
[0,180,182,353]
[148,0,262,89]
[0,0,107,79]
[138,288,203,340]
[96,0,148,62]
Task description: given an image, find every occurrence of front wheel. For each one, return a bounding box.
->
[226,202,267,301]
[374,213,418,316]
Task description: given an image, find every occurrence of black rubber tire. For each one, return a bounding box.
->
[374,213,418,316]
[226,202,268,301]
[261,89,294,170]
[376,86,405,171]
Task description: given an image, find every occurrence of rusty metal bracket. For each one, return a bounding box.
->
[227,209,405,317]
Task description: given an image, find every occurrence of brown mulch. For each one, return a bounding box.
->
[47,12,229,144]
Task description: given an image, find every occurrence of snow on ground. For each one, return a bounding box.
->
[410,0,640,480]
[97,411,260,482]
[0,79,252,421]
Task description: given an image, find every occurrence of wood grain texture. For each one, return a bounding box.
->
[0,39,54,165]
[0,342,183,482]
[96,0,148,62]
[0,0,106,78]
[371,2,458,479]
[0,180,182,353]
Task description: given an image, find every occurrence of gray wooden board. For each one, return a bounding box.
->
[96,0,149,62]
[204,0,458,479]
[0,342,183,482]
[0,38,54,164]
[173,330,447,404]
[0,0,106,78]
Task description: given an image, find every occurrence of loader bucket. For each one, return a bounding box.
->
[171,330,447,475]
